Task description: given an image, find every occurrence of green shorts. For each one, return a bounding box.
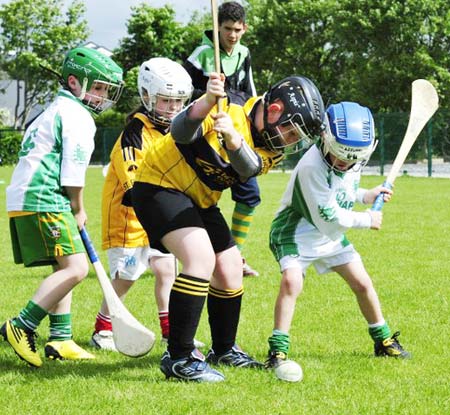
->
[9,212,86,267]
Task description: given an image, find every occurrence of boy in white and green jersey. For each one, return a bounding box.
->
[1,46,123,367]
[265,102,410,381]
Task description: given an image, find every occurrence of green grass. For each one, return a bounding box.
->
[0,166,449,415]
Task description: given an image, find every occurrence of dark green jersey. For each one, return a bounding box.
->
[184,30,256,105]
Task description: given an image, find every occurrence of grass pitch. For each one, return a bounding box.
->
[0,166,449,415]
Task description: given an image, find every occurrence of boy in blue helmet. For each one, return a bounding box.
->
[1,46,123,367]
[265,101,410,380]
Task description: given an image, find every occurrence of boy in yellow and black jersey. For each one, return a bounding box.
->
[90,58,206,352]
[133,73,326,382]
[136,96,282,209]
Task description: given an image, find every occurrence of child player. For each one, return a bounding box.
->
[265,101,410,380]
[132,74,326,382]
[1,46,124,367]
[90,57,204,350]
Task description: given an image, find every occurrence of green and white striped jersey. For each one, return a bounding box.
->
[6,90,95,213]
[270,145,371,261]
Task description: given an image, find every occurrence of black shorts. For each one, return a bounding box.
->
[132,182,235,254]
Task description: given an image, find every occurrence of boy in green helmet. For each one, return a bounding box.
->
[1,46,123,367]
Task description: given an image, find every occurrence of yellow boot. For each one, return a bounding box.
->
[45,339,95,360]
[1,320,42,368]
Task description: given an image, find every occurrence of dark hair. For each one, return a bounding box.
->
[218,1,246,25]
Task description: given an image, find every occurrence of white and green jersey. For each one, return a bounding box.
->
[6,90,95,212]
[270,144,371,261]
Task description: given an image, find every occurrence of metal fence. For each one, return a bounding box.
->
[273,110,450,176]
[2,109,450,177]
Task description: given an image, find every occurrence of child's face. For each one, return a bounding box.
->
[85,82,109,106]
[154,96,185,121]
[263,100,312,152]
[67,75,122,113]
[328,153,355,172]
[219,19,247,53]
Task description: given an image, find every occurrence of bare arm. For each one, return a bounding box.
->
[64,186,86,230]
[363,185,393,230]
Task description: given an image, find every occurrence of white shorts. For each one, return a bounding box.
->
[107,246,174,281]
[279,244,362,275]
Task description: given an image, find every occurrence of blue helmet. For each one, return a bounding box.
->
[323,101,376,164]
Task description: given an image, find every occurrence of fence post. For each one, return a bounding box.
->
[427,120,433,177]
[102,129,108,165]
[378,116,384,176]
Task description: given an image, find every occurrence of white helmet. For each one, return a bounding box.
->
[137,57,193,126]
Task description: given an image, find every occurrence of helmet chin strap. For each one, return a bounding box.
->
[78,77,88,101]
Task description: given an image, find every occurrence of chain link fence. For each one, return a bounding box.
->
[276,109,450,177]
[2,110,450,177]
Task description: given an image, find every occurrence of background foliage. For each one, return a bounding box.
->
[245,0,450,113]
[0,0,89,128]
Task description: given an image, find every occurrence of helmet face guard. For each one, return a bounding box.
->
[262,112,315,154]
[79,79,124,114]
[322,101,376,171]
[262,76,325,153]
[138,57,193,127]
[145,93,190,127]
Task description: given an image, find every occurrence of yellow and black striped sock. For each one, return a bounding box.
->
[208,285,244,355]
[231,202,256,250]
[169,273,209,359]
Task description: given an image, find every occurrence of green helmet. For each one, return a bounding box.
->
[61,46,124,113]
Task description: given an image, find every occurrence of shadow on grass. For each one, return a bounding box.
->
[0,343,169,382]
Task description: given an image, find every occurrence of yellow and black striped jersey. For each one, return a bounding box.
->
[102,111,166,249]
[136,97,283,208]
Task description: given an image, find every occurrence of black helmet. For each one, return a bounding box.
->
[262,76,325,153]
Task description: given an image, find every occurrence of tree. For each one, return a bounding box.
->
[328,0,450,112]
[0,0,89,128]
[245,0,335,95]
[114,5,182,72]
[245,0,450,114]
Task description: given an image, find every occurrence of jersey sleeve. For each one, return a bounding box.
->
[297,162,371,240]
[111,117,146,197]
[254,148,284,174]
[60,108,95,187]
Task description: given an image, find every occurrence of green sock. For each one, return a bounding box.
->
[13,300,48,332]
[368,322,391,342]
[48,313,72,341]
[268,329,290,355]
[231,202,256,250]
